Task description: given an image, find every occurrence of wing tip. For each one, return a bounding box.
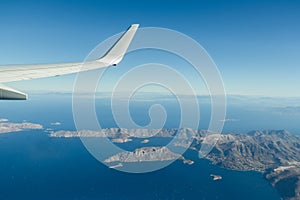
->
[97,23,140,66]
[130,24,139,29]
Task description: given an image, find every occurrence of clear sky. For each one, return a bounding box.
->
[0,0,299,97]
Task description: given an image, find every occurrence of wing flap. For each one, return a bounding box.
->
[0,84,27,100]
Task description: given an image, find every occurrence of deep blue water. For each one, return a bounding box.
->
[0,93,298,199]
[0,132,280,200]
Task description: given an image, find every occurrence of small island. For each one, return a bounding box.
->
[179,157,194,165]
[210,174,222,181]
[141,139,150,144]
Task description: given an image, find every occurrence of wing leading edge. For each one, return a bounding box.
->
[0,24,139,100]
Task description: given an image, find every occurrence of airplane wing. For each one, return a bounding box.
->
[0,24,139,100]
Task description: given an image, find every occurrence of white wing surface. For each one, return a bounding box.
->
[0,24,139,100]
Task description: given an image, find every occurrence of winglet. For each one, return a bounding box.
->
[98,24,139,66]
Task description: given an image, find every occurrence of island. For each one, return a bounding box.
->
[104,146,194,166]
[141,139,150,144]
[210,174,222,181]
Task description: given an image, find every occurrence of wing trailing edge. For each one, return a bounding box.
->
[0,84,27,100]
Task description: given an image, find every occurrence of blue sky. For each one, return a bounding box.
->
[0,0,299,96]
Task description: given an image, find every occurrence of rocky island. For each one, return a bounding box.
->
[210,174,222,181]
[104,146,194,165]
[198,130,300,172]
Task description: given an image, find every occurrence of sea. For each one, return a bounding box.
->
[1,93,299,199]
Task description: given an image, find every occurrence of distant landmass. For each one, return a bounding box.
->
[50,128,300,200]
